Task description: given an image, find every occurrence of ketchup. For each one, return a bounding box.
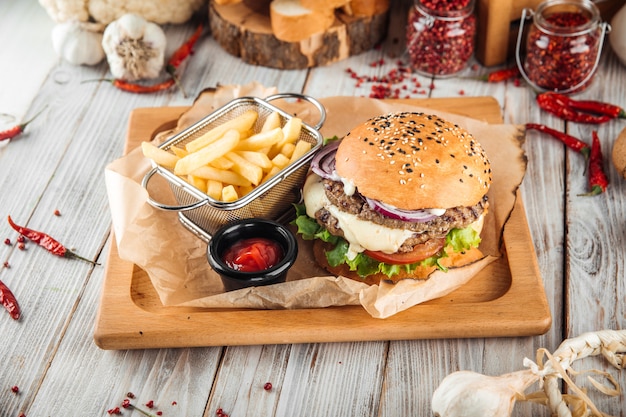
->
[221,237,284,272]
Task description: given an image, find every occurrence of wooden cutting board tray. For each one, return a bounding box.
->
[94,97,551,350]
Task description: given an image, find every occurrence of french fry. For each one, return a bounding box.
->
[279,142,295,158]
[170,145,188,158]
[221,185,239,202]
[185,110,258,153]
[187,175,207,193]
[261,111,281,132]
[191,165,251,187]
[238,184,255,196]
[261,166,281,183]
[162,113,310,202]
[271,153,290,170]
[141,142,179,169]
[236,127,283,151]
[206,180,223,200]
[236,150,273,170]
[225,152,263,185]
[269,117,303,157]
[282,117,302,143]
[174,130,240,175]
[210,156,235,170]
[289,140,312,164]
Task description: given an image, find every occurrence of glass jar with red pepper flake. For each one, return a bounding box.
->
[516,0,610,94]
[406,0,476,78]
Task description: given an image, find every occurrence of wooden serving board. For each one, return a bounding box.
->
[93,97,551,350]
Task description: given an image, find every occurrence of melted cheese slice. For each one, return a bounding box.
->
[303,175,416,259]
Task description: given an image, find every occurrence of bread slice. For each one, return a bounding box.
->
[270,0,336,42]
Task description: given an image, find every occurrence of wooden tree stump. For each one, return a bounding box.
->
[208,1,390,69]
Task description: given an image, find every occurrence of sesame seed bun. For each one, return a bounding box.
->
[335,112,492,209]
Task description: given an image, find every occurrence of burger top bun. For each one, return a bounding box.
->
[335,112,492,210]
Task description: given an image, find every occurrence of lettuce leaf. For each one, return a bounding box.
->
[292,204,481,279]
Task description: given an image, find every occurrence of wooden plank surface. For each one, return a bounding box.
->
[93,97,550,349]
[2,0,625,416]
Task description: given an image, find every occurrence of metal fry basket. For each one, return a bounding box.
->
[141,93,325,241]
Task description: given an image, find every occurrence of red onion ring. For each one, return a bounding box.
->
[311,140,341,181]
[365,197,441,223]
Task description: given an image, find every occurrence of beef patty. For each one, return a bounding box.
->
[314,179,488,252]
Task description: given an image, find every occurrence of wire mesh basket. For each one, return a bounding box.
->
[141,93,325,240]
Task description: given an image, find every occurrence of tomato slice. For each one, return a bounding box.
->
[363,237,446,265]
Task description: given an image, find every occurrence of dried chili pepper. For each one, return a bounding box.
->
[7,216,98,265]
[165,23,203,99]
[540,92,626,119]
[579,131,609,196]
[536,93,612,124]
[0,279,20,320]
[0,107,46,142]
[525,123,591,159]
[110,78,176,94]
[481,66,520,83]
[166,23,203,74]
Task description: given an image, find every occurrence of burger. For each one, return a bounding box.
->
[293,111,492,285]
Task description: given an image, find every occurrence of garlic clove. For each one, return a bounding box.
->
[51,21,105,66]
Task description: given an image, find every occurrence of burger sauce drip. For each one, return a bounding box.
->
[222,237,283,272]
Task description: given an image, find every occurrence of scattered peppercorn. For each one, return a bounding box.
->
[107,407,122,415]
[146,400,154,409]
[264,382,273,391]
[3,261,9,268]
[53,209,61,216]
[127,392,136,399]
[18,242,25,250]
[4,238,10,245]
[11,385,19,393]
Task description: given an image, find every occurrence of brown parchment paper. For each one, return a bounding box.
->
[104,83,526,319]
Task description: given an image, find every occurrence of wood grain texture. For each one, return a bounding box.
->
[1,0,625,416]
[209,0,389,69]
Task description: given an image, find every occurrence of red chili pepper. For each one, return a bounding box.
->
[111,78,176,94]
[542,92,626,119]
[0,107,46,142]
[7,216,98,265]
[0,279,20,320]
[167,23,203,73]
[579,131,609,196]
[481,66,520,82]
[165,23,203,98]
[536,93,613,124]
[525,123,591,159]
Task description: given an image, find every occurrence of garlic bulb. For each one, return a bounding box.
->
[51,21,105,66]
[102,14,166,81]
[431,370,536,417]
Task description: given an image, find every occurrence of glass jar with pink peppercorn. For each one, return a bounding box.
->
[406,0,476,77]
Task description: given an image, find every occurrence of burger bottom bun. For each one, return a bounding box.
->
[313,240,485,285]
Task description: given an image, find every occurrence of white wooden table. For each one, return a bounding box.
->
[1,1,625,416]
